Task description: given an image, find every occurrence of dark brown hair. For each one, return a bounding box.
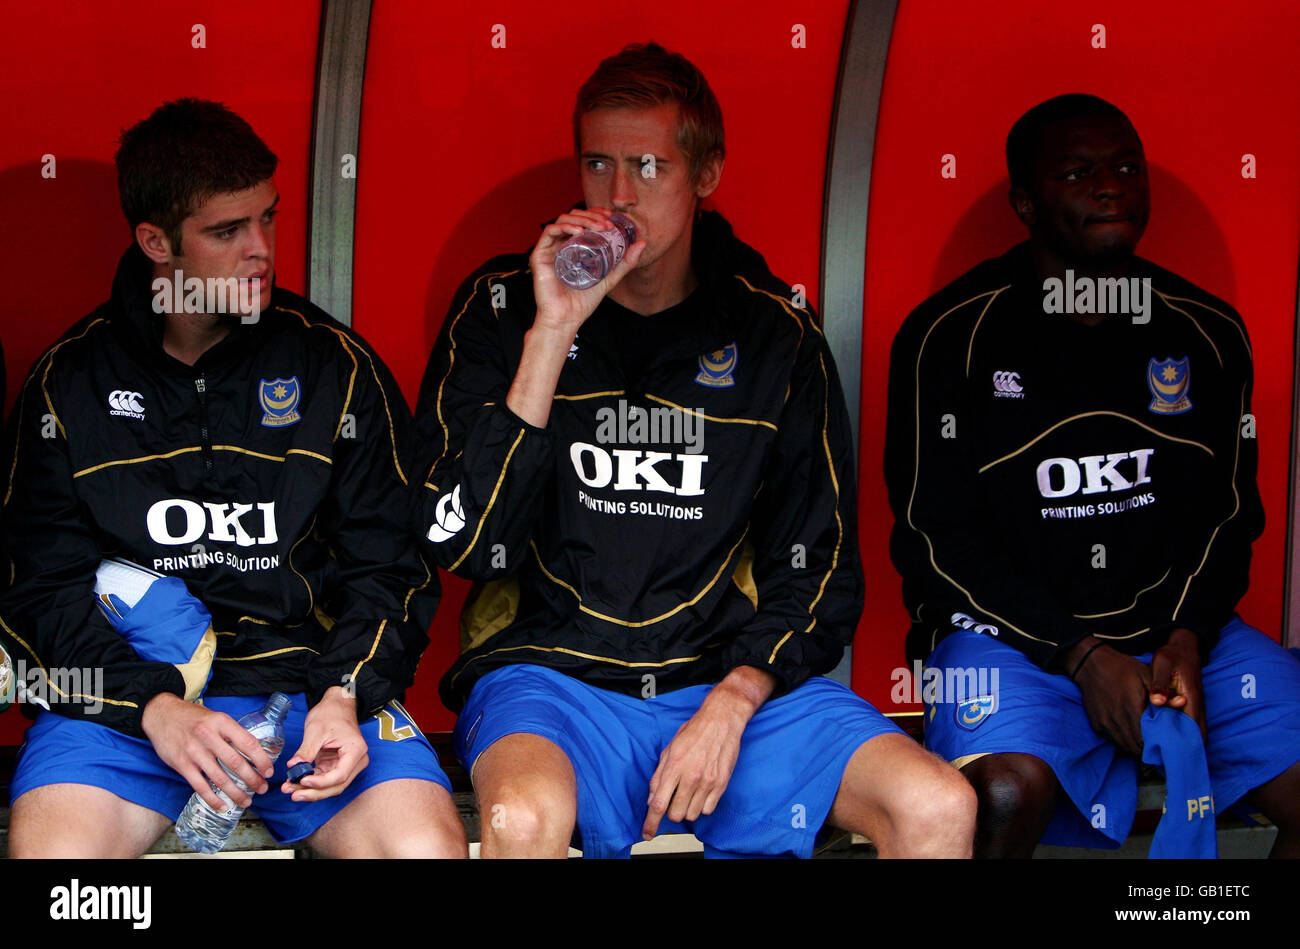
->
[116,98,278,254]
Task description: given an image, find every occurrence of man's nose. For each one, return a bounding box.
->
[246,220,273,258]
[611,163,636,208]
[1094,166,1125,199]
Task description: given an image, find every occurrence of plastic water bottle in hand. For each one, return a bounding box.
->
[554,213,638,289]
[173,692,292,854]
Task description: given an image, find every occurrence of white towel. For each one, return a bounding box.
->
[94,558,165,612]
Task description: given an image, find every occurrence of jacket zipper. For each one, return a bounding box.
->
[195,375,214,473]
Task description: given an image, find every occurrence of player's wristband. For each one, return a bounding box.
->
[1068,641,1105,681]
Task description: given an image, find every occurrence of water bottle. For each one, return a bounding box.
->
[554,213,638,289]
[173,692,292,854]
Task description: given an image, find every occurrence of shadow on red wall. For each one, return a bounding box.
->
[930,169,1234,300]
[420,159,579,355]
[0,160,126,409]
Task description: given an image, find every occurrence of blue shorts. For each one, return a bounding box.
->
[923,618,1300,848]
[10,693,452,845]
[455,663,903,858]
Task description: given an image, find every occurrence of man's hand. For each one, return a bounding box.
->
[1149,627,1207,743]
[529,207,646,338]
[142,692,273,812]
[1066,637,1151,757]
[507,208,646,430]
[641,667,776,841]
[281,686,368,802]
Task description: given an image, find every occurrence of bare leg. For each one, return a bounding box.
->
[305,778,467,858]
[960,753,1059,858]
[1245,759,1300,858]
[472,733,577,858]
[827,733,977,857]
[9,783,173,858]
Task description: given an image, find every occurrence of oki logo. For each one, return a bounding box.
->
[1036,449,1154,498]
[569,442,708,496]
[146,499,279,547]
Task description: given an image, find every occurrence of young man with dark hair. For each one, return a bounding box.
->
[886,93,1300,857]
[415,42,975,858]
[0,98,466,858]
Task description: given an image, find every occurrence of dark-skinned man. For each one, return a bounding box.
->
[885,93,1300,857]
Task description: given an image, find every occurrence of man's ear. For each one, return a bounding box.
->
[694,154,724,199]
[1009,186,1036,228]
[135,222,174,265]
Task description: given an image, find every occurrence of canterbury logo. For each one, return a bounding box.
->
[992,371,1024,398]
[108,389,146,419]
[427,484,467,543]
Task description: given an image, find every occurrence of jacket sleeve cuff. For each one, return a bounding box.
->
[306,666,389,720]
[720,649,815,699]
[117,665,188,739]
[1153,619,1222,666]
[494,402,552,438]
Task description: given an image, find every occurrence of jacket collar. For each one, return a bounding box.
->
[998,240,1160,334]
[586,209,764,361]
[109,243,272,372]
[690,208,771,313]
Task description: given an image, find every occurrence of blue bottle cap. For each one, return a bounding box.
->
[286,761,315,784]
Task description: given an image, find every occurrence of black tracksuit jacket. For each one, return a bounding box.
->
[885,242,1262,667]
[0,245,438,736]
[415,210,864,710]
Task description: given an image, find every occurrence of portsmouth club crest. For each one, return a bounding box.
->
[955,694,998,731]
[259,376,302,427]
[1147,357,1192,415]
[696,342,738,387]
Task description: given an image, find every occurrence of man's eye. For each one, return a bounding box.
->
[586,159,608,173]
[1062,168,1088,183]
[216,226,239,240]
[1118,162,1141,175]
[263,209,279,223]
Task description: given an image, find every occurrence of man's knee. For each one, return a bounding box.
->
[890,759,978,856]
[478,764,577,855]
[404,805,470,859]
[962,753,1057,830]
[364,803,468,859]
[474,733,577,857]
[480,791,572,850]
[917,765,980,830]
[309,780,469,858]
[832,734,976,856]
[1248,759,1300,828]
